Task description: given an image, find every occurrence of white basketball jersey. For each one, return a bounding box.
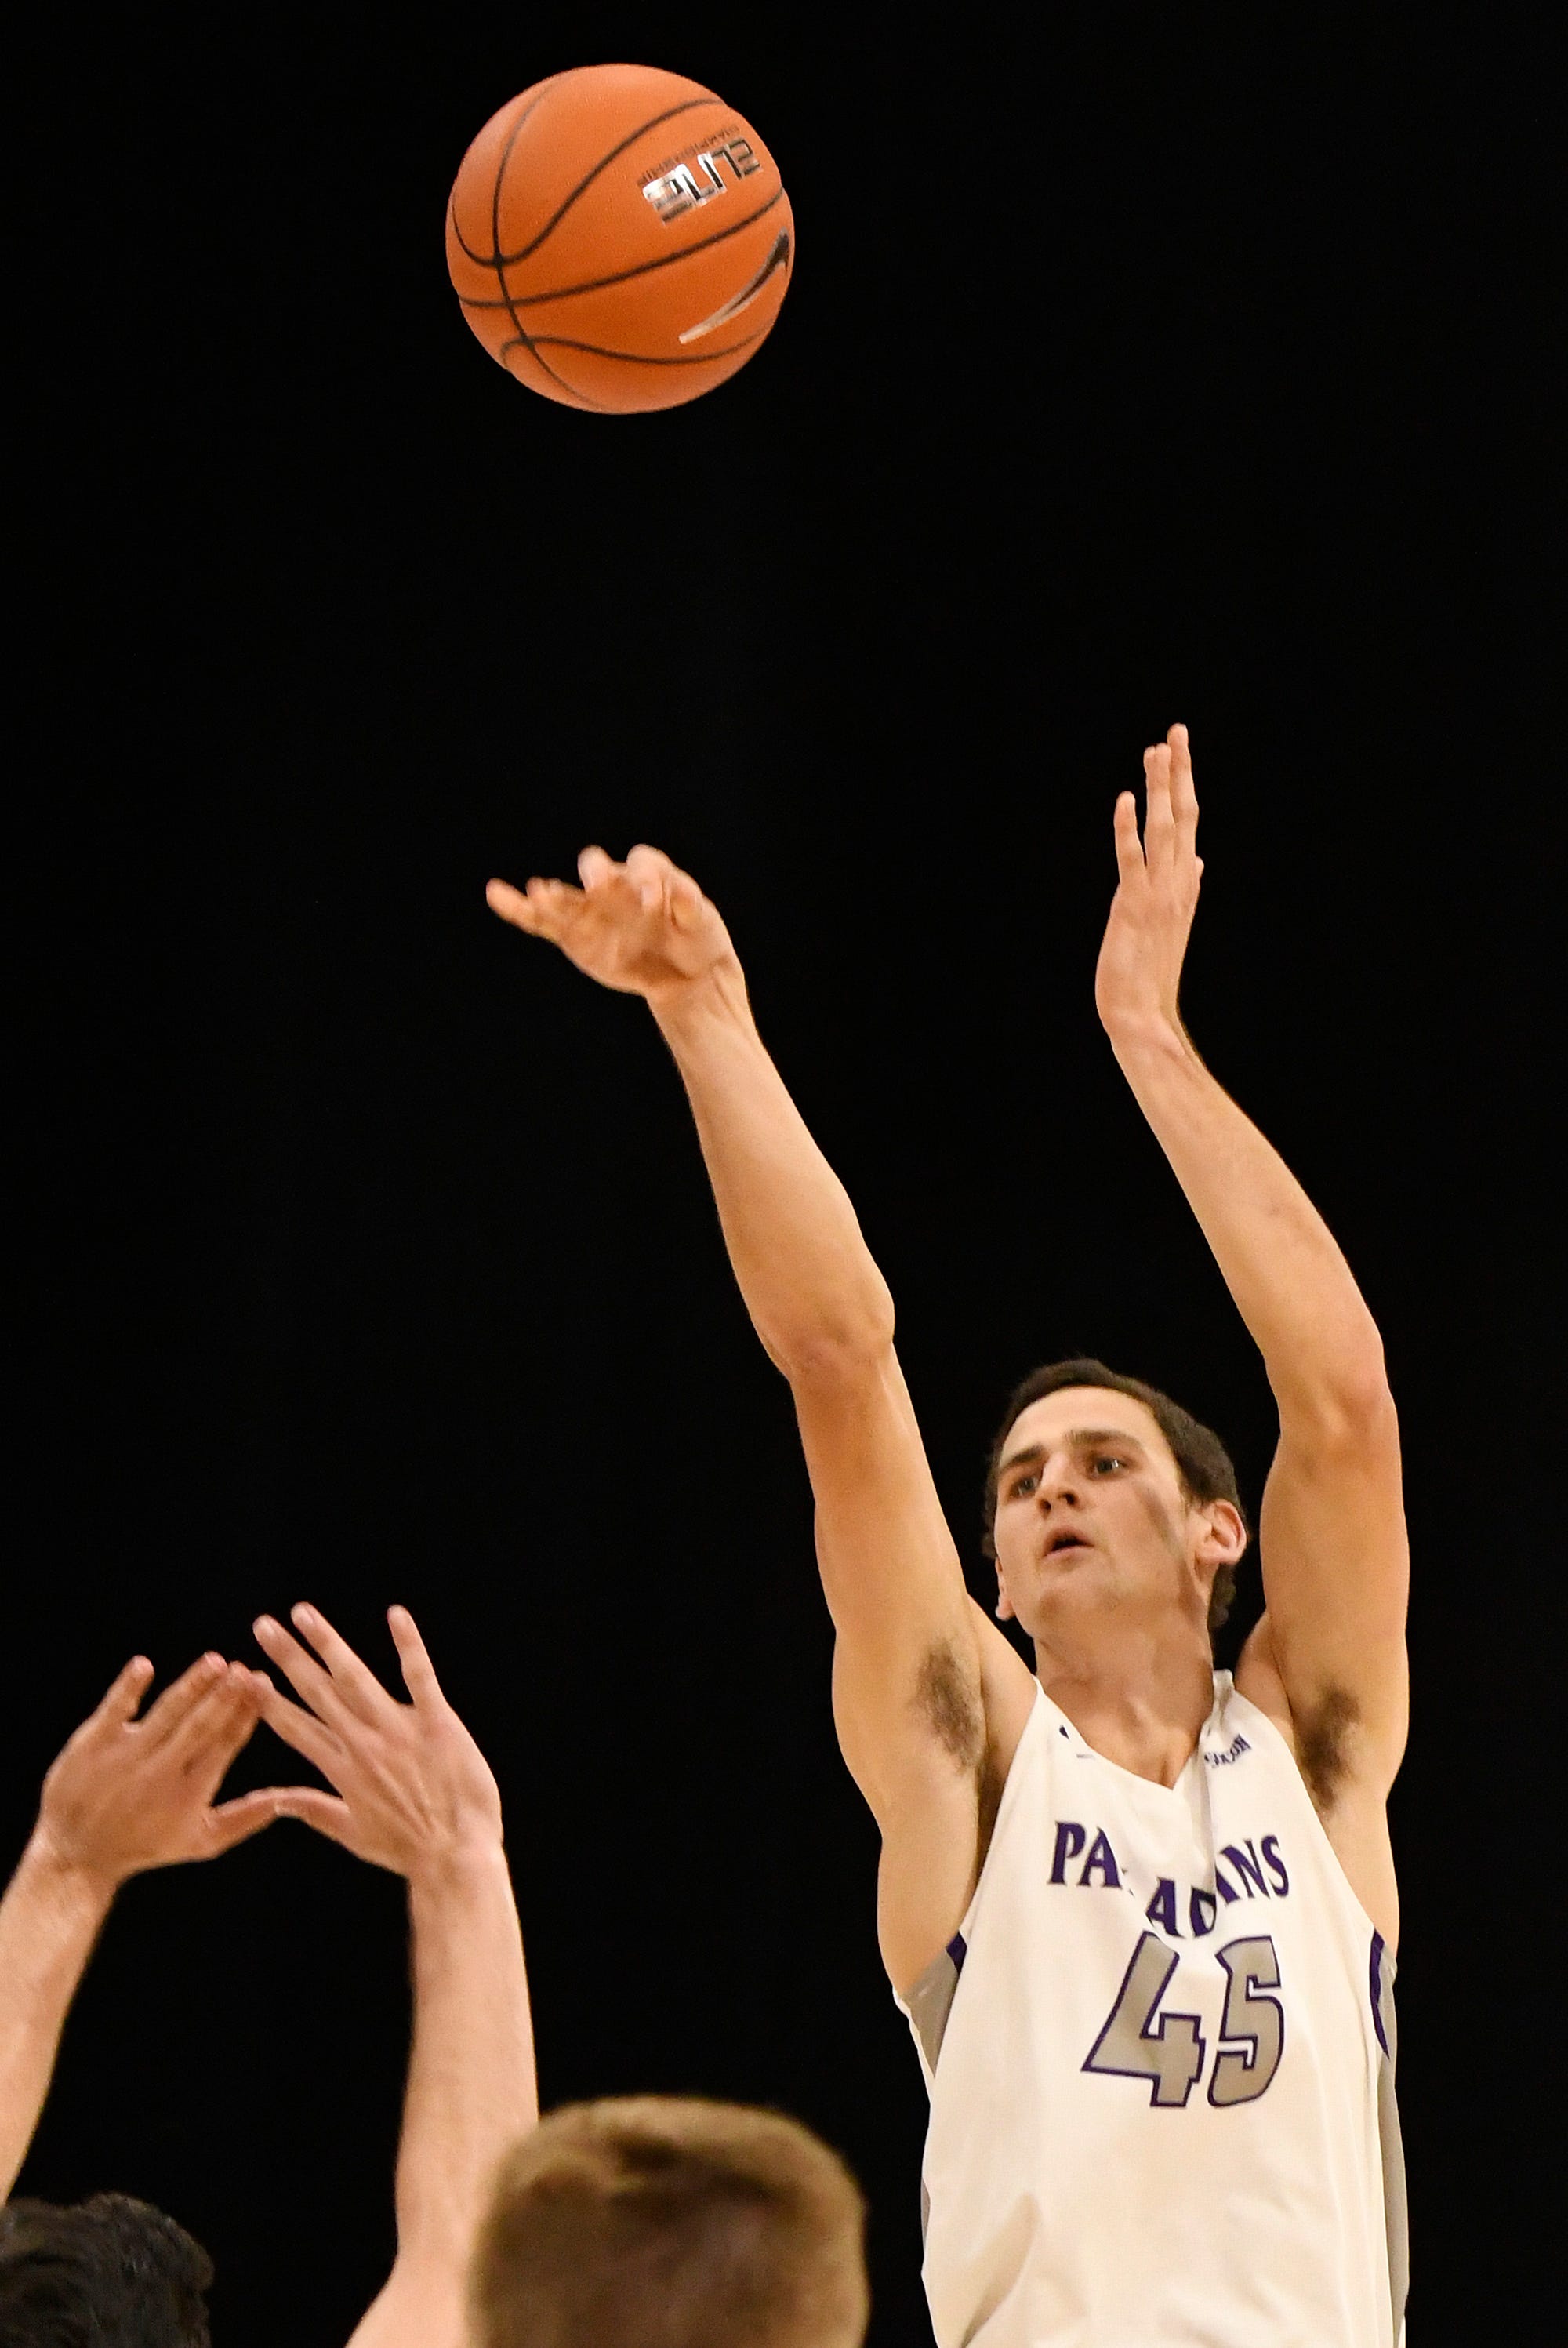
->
[898,1673,1407,2347]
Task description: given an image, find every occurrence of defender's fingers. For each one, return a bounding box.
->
[387,1605,445,1707]
[1112,790,1145,880]
[160,1669,262,1776]
[201,1790,289,1855]
[84,1655,156,1734]
[289,1605,393,1722]
[268,1787,358,1846]
[138,1652,230,1750]
[578,845,616,888]
[252,1615,358,1730]
[253,1683,347,1776]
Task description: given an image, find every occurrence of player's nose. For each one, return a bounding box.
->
[1036,1470,1082,1510]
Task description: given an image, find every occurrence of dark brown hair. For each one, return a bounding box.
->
[982,1357,1247,1634]
[0,2194,212,2348]
[469,2096,868,2348]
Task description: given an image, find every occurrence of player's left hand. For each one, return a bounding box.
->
[28,1652,280,1892]
[1094,723,1203,1043]
[252,1604,503,1885]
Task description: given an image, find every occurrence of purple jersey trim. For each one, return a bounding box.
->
[1369,1930,1389,2056]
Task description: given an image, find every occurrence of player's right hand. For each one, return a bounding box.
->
[485,844,737,1003]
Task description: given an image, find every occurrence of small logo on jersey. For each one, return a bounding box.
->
[642,138,762,223]
[1203,1731,1252,1768]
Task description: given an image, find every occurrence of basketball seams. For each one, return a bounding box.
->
[471,93,612,412]
[448,81,565,267]
[492,93,720,270]
[499,343,603,410]
[456,185,788,313]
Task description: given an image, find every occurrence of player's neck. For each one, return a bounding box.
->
[1031,1620,1215,1790]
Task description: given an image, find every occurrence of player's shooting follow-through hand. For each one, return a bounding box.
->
[1094,722,1205,1046]
[252,1605,503,1885]
[486,843,737,1005]
[27,1652,278,1892]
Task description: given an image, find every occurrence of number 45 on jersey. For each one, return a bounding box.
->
[1083,1934,1284,2108]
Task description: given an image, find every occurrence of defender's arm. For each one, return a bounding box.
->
[252,1605,536,2348]
[1,1654,276,2198]
[489,852,1035,1990]
[1097,731,1408,1823]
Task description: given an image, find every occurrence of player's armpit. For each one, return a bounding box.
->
[1246,1382,1410,1800]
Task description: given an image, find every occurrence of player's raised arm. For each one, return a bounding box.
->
[0,1653,276,2199]
[252,1605,535,2348]
[1096,727,1408,1930]
[488,853,1036,1990]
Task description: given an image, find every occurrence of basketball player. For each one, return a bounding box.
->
[486,724,1410,2346]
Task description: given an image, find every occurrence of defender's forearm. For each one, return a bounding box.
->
[0,1841,114,2198]
[1111,1020,1387,1417]
[391,1845,536,2263]
[653,964,895,1370]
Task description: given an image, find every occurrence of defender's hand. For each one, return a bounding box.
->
[29,1653,278,1892]
[252,1605,503,1884]
[486,844,736,1005]
[1095,724,1204,1042]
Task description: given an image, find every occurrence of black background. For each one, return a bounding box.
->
[10,8,1553,2342]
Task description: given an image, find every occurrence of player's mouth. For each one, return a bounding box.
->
[1043,1528,1094,1561]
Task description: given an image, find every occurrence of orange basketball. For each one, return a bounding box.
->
[445,64,794,415]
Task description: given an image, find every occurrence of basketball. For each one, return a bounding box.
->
[445,64,793,415]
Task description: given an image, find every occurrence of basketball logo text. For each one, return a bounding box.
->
[642,137,762,224]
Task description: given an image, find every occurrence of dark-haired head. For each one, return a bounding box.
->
[984,1358,1248,1645]
[0,2194,212,2348]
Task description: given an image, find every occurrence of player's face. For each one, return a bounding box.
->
[991,1387,1214,1641]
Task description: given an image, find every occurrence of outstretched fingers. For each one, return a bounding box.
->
[1112,789,1145,884]
[252,1674,347,1778]
[387,1605,444,1709]
[485,878,539,931]
[84,1654,156,1735]
[286,1604,391,1723]
[1142,742,1177,873]
[1167,721,1200,849]
[252,1612,367,1731]
[160,1666,263,1786]
[137,1652,231,1752]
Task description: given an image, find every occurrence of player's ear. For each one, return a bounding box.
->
[994,1565,1016,1623]
[1196,1499,1247,1565]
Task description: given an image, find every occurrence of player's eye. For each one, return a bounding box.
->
[1010,1472,1039,1497]
[1090,1454,1127,1475]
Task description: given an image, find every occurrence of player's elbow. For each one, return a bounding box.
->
[1285,1342,1398,1456]
[779,1318,897,1390]
[769,1284,897,1384]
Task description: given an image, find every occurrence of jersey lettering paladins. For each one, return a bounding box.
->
[898,1674,1407,2347]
